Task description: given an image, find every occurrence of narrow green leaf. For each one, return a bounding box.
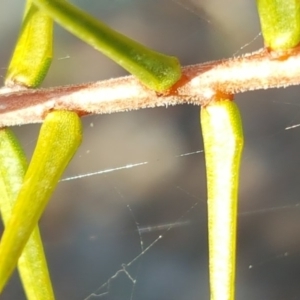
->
[257,0,300,50]
[201,99,244,300]
[0,111,82,293]
[32,0,181,92]
[0,128,55,300]
[1,1,55,298]
[5,1,53,88]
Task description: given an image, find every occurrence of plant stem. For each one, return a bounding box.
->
[1,47,300,127]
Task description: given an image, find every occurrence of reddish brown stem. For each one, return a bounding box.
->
[1,47,300,127]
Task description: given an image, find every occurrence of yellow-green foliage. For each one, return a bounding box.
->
[257,0,300,50]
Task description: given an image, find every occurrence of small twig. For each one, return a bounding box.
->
[1,48,300,127]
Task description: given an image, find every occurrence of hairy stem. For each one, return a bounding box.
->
[1,47,300,127]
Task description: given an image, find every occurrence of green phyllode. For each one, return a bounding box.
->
[201,99,244,300]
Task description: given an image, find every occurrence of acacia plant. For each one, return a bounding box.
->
[0,0,300,300]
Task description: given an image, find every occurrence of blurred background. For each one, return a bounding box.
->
[1,0,300,299]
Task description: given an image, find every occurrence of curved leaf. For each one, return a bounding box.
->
[5,1,53,88]
[0,111,82,293]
